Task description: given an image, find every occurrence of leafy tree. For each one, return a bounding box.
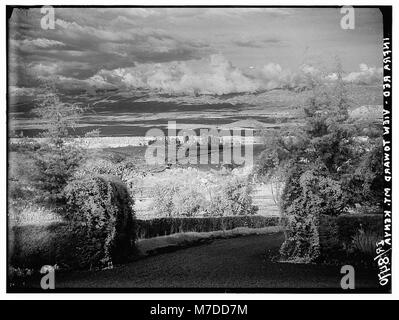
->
[256,67,383,262]
[30,83,88,205]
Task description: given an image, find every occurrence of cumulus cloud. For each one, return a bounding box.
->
[50,55,383,95]
[79,54,259,95]
[27,61,92,79]
[343,63,383,85]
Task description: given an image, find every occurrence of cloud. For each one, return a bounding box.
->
[50,55,383,95]
[76,54,260,95]
[202,8,294,18]
[233,38,282,48]
[54,55,311,94]
[10,38,65,51]
[8,9,209,81]
[9,85,37,96]
[343,63,383,85]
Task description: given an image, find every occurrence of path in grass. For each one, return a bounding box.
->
[53,232,378,289]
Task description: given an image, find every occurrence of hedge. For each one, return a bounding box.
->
[9,215,279,270]
[9,175,137,271]
[9,221,77,270]
[136,215,280,239]
[63,175,136,269]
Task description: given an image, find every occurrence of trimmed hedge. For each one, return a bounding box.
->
[9,221,74,269]
[9,214,278,270]
[136,215,280,239]
[63,175,136,269]
[9,175,137,271]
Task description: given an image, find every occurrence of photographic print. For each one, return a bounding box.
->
[6,5,392,293]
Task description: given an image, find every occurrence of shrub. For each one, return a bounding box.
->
[9,215,279,271]
[75,158,136,181]
[318,214,383,265]
[335,214,383,244]
[150,169,256,217]
[256,71,383,263]
[9,222,75,269]
[351,228,380,258]
[279,165,346,262]
[151,182,179,217]
[213,177,254,216]
[318,214,340,259]
[63,175,136,269]
[32,144,83,204]
[172,185,206,217]
[75,157,141,201]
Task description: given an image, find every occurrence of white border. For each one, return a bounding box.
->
[1,0,397,300]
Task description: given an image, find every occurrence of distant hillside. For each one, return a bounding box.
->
[219,119,268,130]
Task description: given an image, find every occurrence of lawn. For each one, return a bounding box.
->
[19,232,381,292]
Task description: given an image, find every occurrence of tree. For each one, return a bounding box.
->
[31,82,88,205]
[256,69,383,262]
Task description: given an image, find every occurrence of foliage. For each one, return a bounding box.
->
[335,214,383,244]
[9,221,74,269]
[208,177,255,217]
[318,214,383,265]
[256,66,383,262]
[33,83,85,144]
[347,138,384,208]
[150,169,256,217]
[173,184,207,217]
[63,175,136,269]
[9,215,278,272]
[75,157,141,200]
[9,83,91,207]
[151,182,180,217]
[351,228,380,258]
[32,144,84,204]
[279,165,346,262]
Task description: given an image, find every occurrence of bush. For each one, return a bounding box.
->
[9,215,278,271]
[279,165,346,262]
[319,214,383,265]
[318,214,340,259]
[256,74,383,263]
[9,222,76,270]
[172,184,206,217]
[335,214,383,244]
[351,228,380,258]
[75,157,141,201]
[32,144,83,204]
[209,177,254,216]
[63,175,136,269]
[150,169,256,217]
[136,215,280,239]
[151,182,180,217]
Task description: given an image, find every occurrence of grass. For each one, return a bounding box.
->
[136,226,282,255]
[17,232,382,291]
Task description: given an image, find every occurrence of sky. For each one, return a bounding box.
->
[8,7,384,96]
